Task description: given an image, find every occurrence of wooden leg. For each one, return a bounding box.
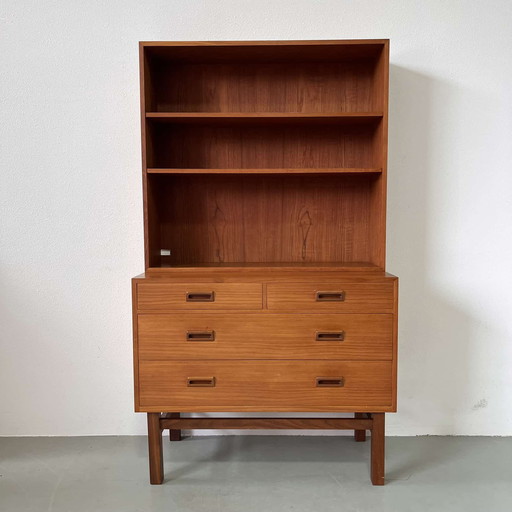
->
[147,413,164,484]
[370,413,385,485]
[354,413,366,442]
[169,412,182,441]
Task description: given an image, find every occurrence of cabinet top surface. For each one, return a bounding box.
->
[140,39,389,47]
[132,270,398,283]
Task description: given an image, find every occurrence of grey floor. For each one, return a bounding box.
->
[1,435,511,512]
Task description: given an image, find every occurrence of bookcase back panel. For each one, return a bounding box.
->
[152,61,380,113]
[149,121,381,169]
[149,174,379,266]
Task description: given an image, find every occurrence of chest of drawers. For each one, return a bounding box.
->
[134,39,396,485]
[133,271,398,484]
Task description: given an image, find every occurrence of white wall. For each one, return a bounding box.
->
[1,0,511,437]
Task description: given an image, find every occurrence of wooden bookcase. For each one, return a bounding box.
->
[133,40,397,486]
[140,40,388,271]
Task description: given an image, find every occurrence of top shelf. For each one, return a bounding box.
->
[142,40,388,118]
[143,40,388,64]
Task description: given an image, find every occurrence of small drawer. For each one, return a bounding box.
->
[267,282,395,313]
[137,282,262,311]
[138,360,393,412]
[138,313,393,360]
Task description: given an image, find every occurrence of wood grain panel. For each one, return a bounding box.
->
[368,42,389,270]
[141,41,389,272]
[147,413,163,484]
[137,282,262,311]
[150,121,380,169]
[267,282,394,312]
[371,412,385,485]
[132,279,140,410]
[147,167,382,175]
[138,360,393,412]
[153,174,377,266]
[138,313,393,360]
[152,60,379,113]
[143,40,387,65]
[391,278,399,411]
[146,113,383,120]
[160,417,373,430]
[142,268,392,280]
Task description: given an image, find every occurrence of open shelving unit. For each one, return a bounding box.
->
[140,40,389,272]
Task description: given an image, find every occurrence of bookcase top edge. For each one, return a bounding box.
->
[139,39,389,48]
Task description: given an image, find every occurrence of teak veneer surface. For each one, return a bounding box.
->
[142,40,387,55]
[146,113,383,120]
[138,360,393,412]
[160,417,374,430]
[141,40,389,270]
[266,282,394,312]
[138,313,393,360]
[133,270,397,282]
[150,61,383,113]
[147,168,382,175]
[135,277,396,313]
[137,282,262,310]
[148,174,382,267]
[146,112,383,175]
[136,39,394,486]
[148,122,381,169]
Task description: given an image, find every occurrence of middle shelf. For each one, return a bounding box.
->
[147,168,382,175]
[145,114,384,169]
[146,112,383,123]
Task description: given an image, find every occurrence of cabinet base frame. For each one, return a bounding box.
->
[147,411,385,485]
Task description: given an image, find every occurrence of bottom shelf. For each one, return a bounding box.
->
[146,262,382,273]
[147,173,385,269]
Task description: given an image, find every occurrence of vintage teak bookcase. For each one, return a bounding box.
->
[132,40,398,485]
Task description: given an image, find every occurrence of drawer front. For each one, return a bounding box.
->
[137,283,262,311]
[138,313,393,360]
[139,360,393,412]
[267,282,394,313]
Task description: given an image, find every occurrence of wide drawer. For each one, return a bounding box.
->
[267,282,395,313]
[138,360,393,412]
[138,313,393,360]
[137,282,262,311]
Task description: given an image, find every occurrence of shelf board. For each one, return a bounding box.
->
[146,112,383,124]
[147,262,382,273]
[147,112,383,118]
[143,40,388,64]
[147,168,382,175]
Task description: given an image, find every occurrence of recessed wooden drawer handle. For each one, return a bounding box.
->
[186,291,215,302]
[187,377,216,387]
[316,377,344,387]
[315,291,345,302]
[315,331,345,341]
[186,330,216,341]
